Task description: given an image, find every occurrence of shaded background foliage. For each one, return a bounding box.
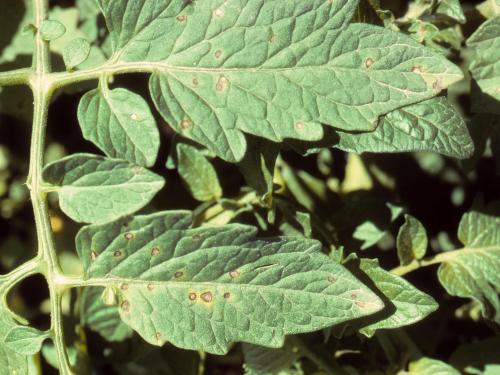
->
[0,0,499,374]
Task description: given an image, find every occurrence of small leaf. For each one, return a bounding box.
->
[438,203,500,323]
[78,88,160,167]
[42,153,164,224]
[336,97,474,159]
[62,37,90,70]
[359,259,438,337]
[243,342,300,375]
[436,0,466,23]
[3,326,49,356]
[397,214,428,266]
[407,357,460,375]
[176,143,222,202]
[39,19,66,41]
[353,222,385,250]
[76,211,383,354]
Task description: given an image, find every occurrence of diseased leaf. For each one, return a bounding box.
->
[176,143,222,202]
[95,0,463,161]
[77,87,160,167]
[3,326,49,356]
[80,287,133,342]
[437,203,500,323]
[407,357,460,375]
[39,20,66,41]
[63,37,91,70]
[359,259,437,337]
[43,153,164,224]
[76,211,383,354]
[336,97,474,159]
[397,214,428,266]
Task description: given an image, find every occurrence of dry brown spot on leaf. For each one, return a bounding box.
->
[192,78,199,86]
[214,8,224,17]
[328,275,337,283]
[113,250,122,257]
[216,75,229,91]
[147,283,154,291]
[365,58,374,68]
[214,50,223,59]
[229,270,240,278]
[120,283,128,291]
[201,291,213,303]
[192,233,202,240]
[121,300,130,312]
[90,251,97,261]
[269,33,278,43]
[176,15,187,22]
[124,232,134,240]
[355,301,367,308]
[411,66,423,74]
[181,119,192,130]
[151,247,160,256]
[188,292,197,301]
[223,292,231,299]
[174,271,184,278]
[294,121,305,131]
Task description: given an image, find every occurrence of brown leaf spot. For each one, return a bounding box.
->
[201,292,213,303]
[120,283,128,291]
[188,292,197,301]
[192,233,202,240]
[176,15,187,22]
[328,276,337,283]
[223,292,231,299]
[229,270,240,278]
[411,66,423,74]
[121,300,130,312]
[113,250,122,258]
[351,293,358,299]
[130,113,139,121]
[269,33,278,43]
[214,8,224,17]
[355,300,367,308]
[294,121,305,131]
[180,119,192,130]
[124,232,134,241]
[192,78,199,86]
[214,50,223,59]
[174,271,184,278]
[216,75,229,92]
[151,247,160,256]
[90,251,97,261]
[365,57,374,68]
[433,79,443,91]
[147,283,154,291]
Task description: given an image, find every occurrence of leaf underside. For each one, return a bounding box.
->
[77,211,383,354]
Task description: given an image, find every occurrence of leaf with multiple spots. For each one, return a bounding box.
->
[79,0,464,162]
[43,153,164,224]
[76,211,383,354]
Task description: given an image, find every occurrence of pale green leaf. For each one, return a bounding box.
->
[96,0,463,161]
[407,357,460,375]
[80,287,133,342]
[467,17,500,113]
[77,88,160,167]
[437,204,500,323]
[42,153,164,224]
[353,222,385,250]
[397,214,428,266]
[336,97,474,159]
[243,342,300,375]
[176,143,222,201]
[436,0,466,24]
[359,259,437,337]
[39,20,66,41]
[63,37,91,70]
[76,211,383,354]
[3,326,49,356]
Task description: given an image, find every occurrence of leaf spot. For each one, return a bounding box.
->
[147,283,154,291]
[294,121,305,131]
[151,247,160,256]
[174,271,184,278]
[223,292,231,299]
[351,293,358,299]
[120,283,128,291]
[365,58,374,68]
[192,78,199,86]
[216,75,229,92]
[130,113,139,121]
[355,301,367,308]
[433,79,443,91]
[214,50,223,59]
[214,8,224,17]
[188,292,197,301]
[113,250,123,258]
[192,233,202,240]
[90,250,97,261]
[328,275,337,283]
[411,66,423,74]
[176,15,187,22]
[201,291,213,303]
[229,270,240,278]
[124,232,134,241]
[269,33,278,43]
[181,119,192,130]
[120,300,130,312]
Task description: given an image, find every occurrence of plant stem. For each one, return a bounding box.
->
[0,68,32,86]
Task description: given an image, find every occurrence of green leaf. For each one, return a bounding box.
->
[77,87,160,167]
[175,143,222,202]
[407,357,460,375]
[437,203,500,323]
[359,259,438,337]
[42,153,164,224]
[353,222,385,250]
[436,0,466,24]
[3,326,49,356]
[63,37,91,70]
[96,0,462,161]
[243,342,300,375]
[80,287,133,342]
[76,211,383,354]
[467,17,500,113]
[397,214,428,266]
[39,20,66,41]
[336,97,474,159]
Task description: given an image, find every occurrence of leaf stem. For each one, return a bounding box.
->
[0,68,32,87]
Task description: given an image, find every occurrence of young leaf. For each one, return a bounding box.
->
[95,0,463,161]
[359,259,438,337]
[80,287,133,342]
[397,214,428,266]
[467,17,500,113]
[3,326,49,356]
[406,357,460,375]
[336,97,474,159]
[438,204,500,323]
[436,0,466,24]
[176,143,222,202]
[39,20,66,41]
[62,37,91,70]
[77,87,160,167]
[43,153,164,224]
[76,211,383,354]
